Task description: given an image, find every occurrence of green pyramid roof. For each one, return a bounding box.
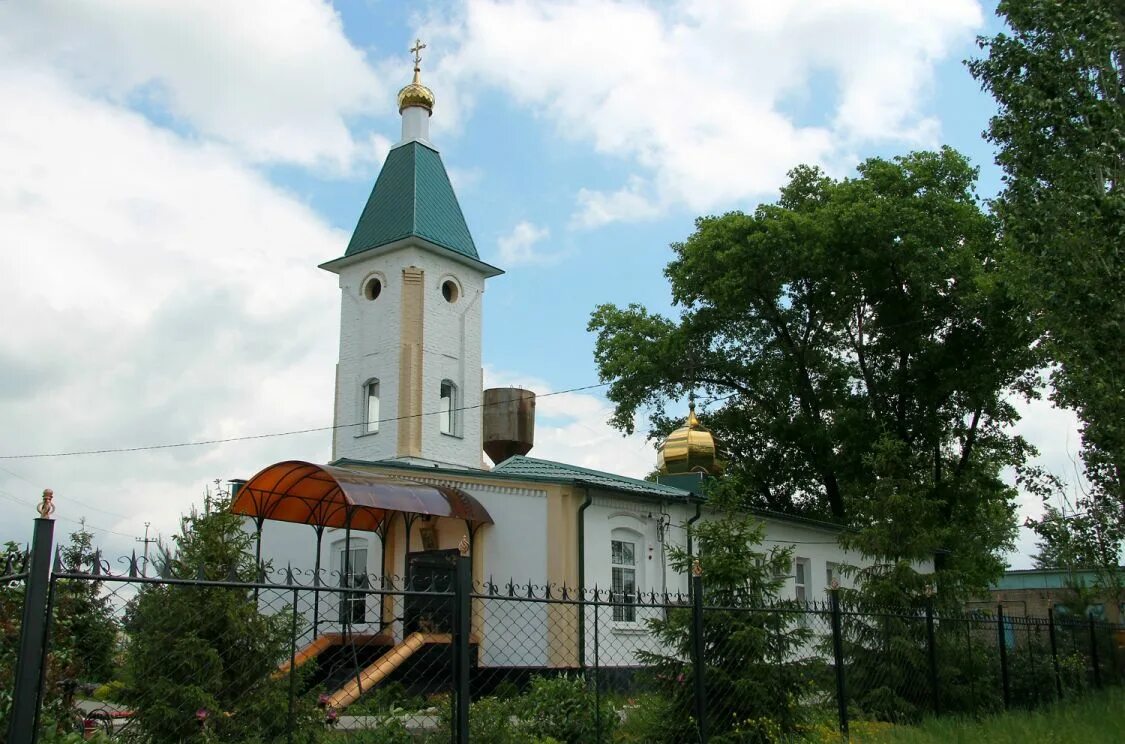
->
[345,141,479,261]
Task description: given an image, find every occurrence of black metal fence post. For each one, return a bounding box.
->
[997,604,1011,709]
[1088,617,1102,690]
[7,491,57,744]
[829,586,848,736]
[453,538,472,744]
[1047,606,1063,700]
[593,592,601,743]
[286,584,299,744]
[925,594,939,716]
[690,560,707,743]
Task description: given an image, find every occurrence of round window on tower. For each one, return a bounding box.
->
[363,276,383,301]
[441,279,460,303]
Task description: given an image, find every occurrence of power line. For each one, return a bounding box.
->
[0,382,613,460]
[0,485,136,539]
[0,463,134,521]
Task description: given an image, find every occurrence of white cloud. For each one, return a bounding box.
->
[483,367,656,477]
[0,67,340,554]
[573,177,659,229]
[0,0,386,171]
[430,0,982,226]
[496,221,554,265]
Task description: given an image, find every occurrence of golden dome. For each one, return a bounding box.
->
[397,68,435,114]
[657,404,719,475]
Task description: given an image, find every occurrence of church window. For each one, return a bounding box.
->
[611,538,637,623]
[337,543,368,624]
[364,380,380,433]
[794,557,810,602]
[363,275,383,301]
[439,380,457,435]
[441,279,459,303]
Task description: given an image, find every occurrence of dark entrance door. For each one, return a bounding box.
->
[405,549,457,634]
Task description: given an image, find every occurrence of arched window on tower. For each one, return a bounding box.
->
[364,379,380,434]
[439,380,457,435]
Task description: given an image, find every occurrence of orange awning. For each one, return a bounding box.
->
[231,460,493,531]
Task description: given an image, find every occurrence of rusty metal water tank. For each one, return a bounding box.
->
[482,387,535,465]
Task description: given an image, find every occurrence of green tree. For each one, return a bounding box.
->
[123,495,319,742]
[1,527,120,738]
[633,493,813,742]
[53,523,118,684]
[589,149,1036,598]
[968,0,1124,512]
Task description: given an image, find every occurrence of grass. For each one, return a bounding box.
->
[846,688,1125,743]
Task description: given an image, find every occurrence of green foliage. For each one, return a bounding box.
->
[1,529,120,739]
[861,687,1125,743]
[634,498,814,742]
[464,694,520,743]
[54,524,118,683]
[614,693,679,743]
[432,675,615,743]
[347,681,427,716]
[91,679,127,703]
[969,1,1125,521]
[518,674,617,743]
[1,541,27,735]
[122,495,322,742]
[589,149,1035,598]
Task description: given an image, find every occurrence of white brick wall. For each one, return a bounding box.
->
[331,243,486,468]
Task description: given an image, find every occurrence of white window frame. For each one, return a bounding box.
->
[611,530,641,625]
[336,541,368,624]
[794,557,810,603]
[825,561,839,590]
[439,380,458,436]
[363,379,380,434]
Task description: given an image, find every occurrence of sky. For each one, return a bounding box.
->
[0,1,1086,569]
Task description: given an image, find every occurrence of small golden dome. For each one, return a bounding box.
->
[398,68,435,114]
[657,404,719,475]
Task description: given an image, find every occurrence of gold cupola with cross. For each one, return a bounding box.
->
[397,39,435,114]
[657,402,720,475]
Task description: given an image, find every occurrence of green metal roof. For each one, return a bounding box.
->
[345,141,479,261]
[329,455,848,532]
[490,456,692,499]
[993,568,1122,591]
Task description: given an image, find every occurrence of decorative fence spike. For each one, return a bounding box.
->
[128,551,139,578]
[507,579,515,597]
[285,563,296,586]
[91,550,103,576]
[52,547,64,574]
[226,562,240,582]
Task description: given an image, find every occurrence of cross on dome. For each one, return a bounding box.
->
[398,38,435,115]
[410,38,427,70]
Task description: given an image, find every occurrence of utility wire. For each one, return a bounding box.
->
[0,463,132,520]
[0,486,136,539]
[0,381,613,460]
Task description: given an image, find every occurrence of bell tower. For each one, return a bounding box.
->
[320,41,502,469]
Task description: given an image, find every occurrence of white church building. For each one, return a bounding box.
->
[228,51,889,690]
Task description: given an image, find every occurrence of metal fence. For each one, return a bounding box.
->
[3,512,1123,743]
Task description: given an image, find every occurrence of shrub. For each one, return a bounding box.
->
[517,674,617,743]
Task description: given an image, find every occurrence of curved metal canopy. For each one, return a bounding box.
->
[231,460,493,531]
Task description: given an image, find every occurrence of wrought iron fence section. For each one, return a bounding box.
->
[4,535,1124,743]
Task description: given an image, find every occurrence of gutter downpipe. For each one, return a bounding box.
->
[686,500,703,599]
[577,485,593,669]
